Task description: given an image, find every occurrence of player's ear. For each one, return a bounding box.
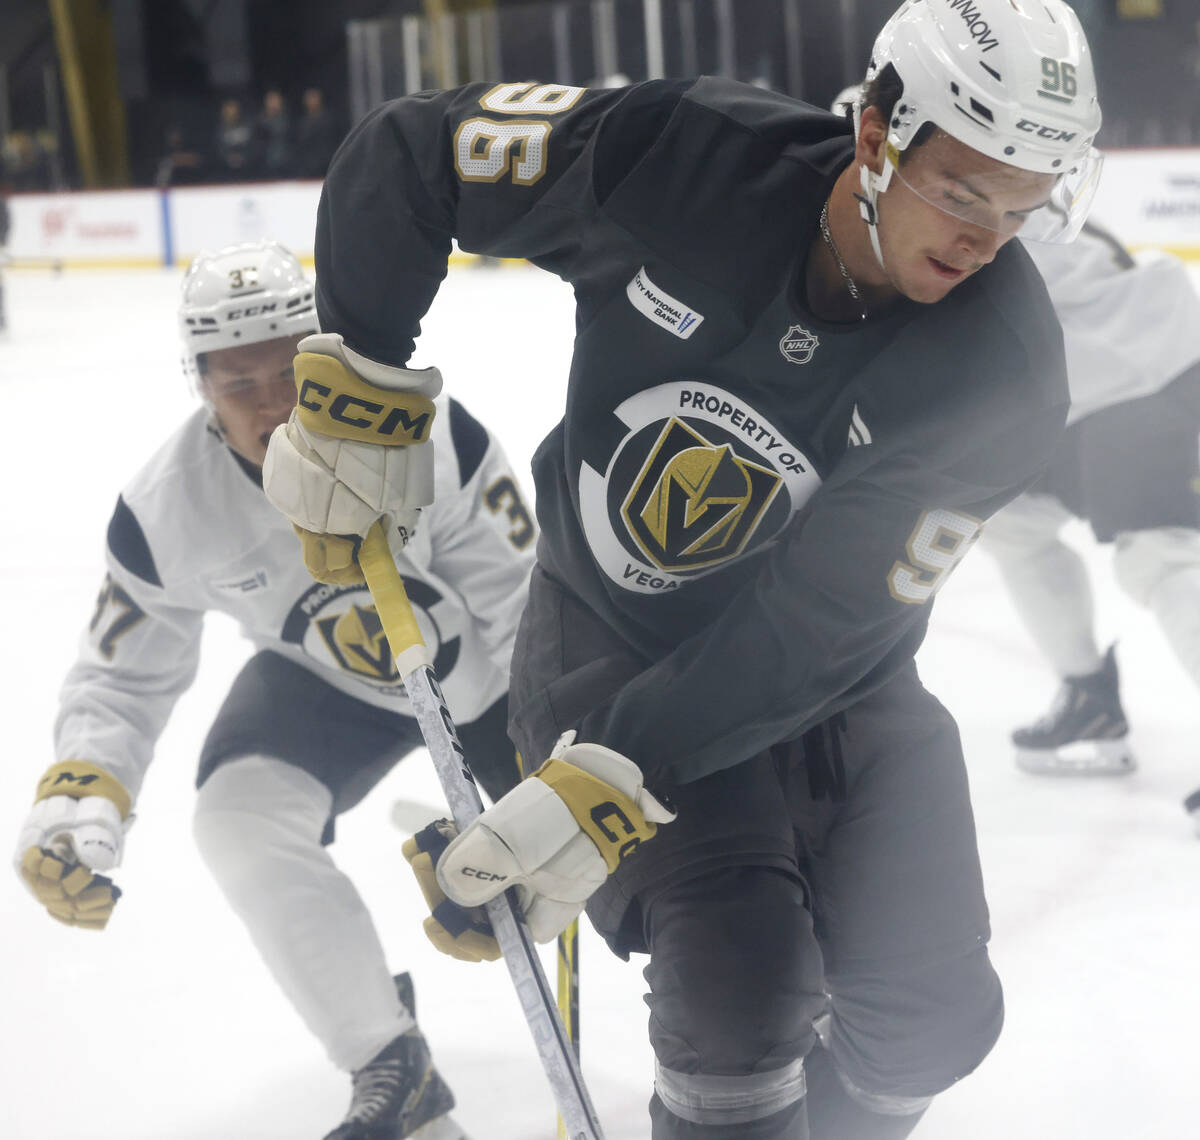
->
[855,105,888,176]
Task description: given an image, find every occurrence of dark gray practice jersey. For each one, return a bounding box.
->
[314,77,1069,787]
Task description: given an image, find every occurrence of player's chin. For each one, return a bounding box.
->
[904,263,971,304]
[899,278,955,306]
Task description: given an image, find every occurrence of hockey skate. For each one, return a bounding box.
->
[324,981,469,1140]
[1012,646,1135,776]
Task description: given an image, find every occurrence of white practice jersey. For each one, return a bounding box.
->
[1025,222,1200,426]
[56,395,536,802]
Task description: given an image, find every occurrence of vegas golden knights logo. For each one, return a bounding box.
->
[622,418,782,572]
[316,603,398,681]
[284,578,460,683]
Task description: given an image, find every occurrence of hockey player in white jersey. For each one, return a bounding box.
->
[12,241,535,1139]
[980,223,1200,806]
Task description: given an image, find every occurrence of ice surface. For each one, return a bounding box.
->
[1,263,1198,1139]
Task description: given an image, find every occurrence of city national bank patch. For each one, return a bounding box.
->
[626,267,705,340]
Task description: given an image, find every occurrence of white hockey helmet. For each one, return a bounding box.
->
[179,240,319,389]
[857,0,1103,252]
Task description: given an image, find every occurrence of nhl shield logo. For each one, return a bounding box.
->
[779,324,819,365]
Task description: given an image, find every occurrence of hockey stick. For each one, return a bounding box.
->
[358,522,605,1140]
[398,777,583,1136]
[557,919,581,1140]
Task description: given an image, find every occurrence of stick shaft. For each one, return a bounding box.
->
[557,920,581,1140]
[359,524,604,1140]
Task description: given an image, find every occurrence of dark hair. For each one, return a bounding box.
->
[860,63,937,158]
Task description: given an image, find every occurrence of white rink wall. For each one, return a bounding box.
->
[5,146,1200,269]
[6,180,321,268]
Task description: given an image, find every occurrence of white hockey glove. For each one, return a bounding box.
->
[402,732,674,961]
[262,332,442,585]
[14,760,134,930]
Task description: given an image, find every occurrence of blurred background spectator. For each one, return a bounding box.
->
[2,130,58,192]
[257,88,292,179]
[214,97,256,181]
[153,124,206,187]
[292,87,341,180]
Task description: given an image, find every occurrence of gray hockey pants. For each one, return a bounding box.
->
[635,675,1005,1139]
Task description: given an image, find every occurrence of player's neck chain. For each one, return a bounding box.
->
[819,198,867,322]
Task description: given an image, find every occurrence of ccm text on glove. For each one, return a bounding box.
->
[262,332,441,584]
[403,732,674,960]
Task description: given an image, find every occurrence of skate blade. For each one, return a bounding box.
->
[408,1115,469,1140]
[1015,738,1136,777]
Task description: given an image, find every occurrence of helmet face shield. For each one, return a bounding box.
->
[1014,148,1104,244]
[886,137,1104,245]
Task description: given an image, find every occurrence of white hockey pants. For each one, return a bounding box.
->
[980,493,1102,678]
[192,754,414,1071]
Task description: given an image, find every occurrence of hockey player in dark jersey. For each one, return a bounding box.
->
[262,0,1103,1135]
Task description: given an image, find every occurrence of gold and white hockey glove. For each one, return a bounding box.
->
[14,760,133,930]
[262,332,442,585]
[403,732,674,960]
[403,820,504,963]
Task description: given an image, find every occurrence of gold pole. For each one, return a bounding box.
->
[423,0,497,87]
[47,0,130,187]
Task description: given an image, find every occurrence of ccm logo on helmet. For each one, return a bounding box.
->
[226,302,278,320]
[1016,119,1078,143]
[297,378,434,441]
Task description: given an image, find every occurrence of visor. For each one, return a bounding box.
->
[887,145,1104,245]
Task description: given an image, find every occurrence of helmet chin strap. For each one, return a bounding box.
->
[854,152,896,273]
[850,101,897,274]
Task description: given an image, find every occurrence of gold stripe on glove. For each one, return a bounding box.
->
[35,760,132,819]
[533,757,661,873]
[294,353,437,445]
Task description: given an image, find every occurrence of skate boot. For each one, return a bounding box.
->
[324,1029,468,1140]
[1012,646,1135,775]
